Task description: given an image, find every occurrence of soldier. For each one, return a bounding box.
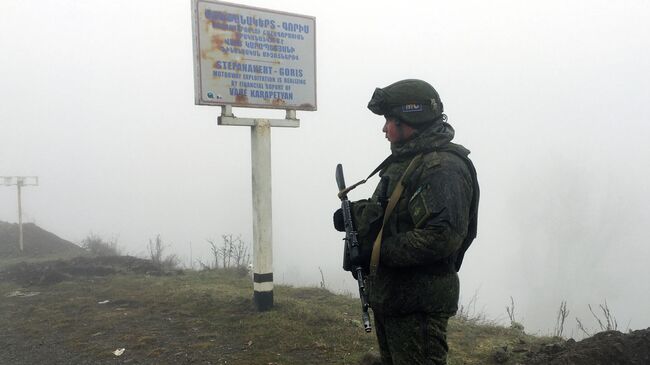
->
[335,79,479,365]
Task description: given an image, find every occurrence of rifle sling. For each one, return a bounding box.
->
[337,155,393,199]
[369,153,423,276]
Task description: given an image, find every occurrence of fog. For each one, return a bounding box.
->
[1,0,649,337]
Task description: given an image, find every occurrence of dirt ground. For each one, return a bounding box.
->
[0,252,650,365]
[0,257,241,365]
[522,328,650,365]
[1,256,384,365]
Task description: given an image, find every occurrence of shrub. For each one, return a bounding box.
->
[81,233,120,256]
[205,234,250,270]
[147,235,180,271]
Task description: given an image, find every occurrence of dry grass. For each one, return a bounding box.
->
[0,263,558,364]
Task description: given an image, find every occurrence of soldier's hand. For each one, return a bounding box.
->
[333,209,345,232]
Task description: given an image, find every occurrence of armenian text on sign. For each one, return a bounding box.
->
[192,0,317,111]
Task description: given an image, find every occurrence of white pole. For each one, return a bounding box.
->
[189,241,193,270]
[1,176,38,253]
[251,119,274,311]
[17,181,23,252]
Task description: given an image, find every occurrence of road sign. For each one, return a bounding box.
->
[192,0,317,111]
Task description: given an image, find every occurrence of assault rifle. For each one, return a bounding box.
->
[335,164,372,333]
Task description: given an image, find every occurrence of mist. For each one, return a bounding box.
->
[2,0,649,337]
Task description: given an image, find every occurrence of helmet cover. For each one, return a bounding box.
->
[367,79,444,126]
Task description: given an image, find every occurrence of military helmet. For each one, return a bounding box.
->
[367,79,444,126]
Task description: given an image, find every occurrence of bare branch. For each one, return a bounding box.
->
[553,301,569,338]
[576,317,591,337]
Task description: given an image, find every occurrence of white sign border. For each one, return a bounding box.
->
[191,0,317,111]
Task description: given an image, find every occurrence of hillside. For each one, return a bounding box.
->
[0,221,85,259]
[1,223,648,364]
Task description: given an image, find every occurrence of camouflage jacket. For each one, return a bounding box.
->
[357,122,479,316]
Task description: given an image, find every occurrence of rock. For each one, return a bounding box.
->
[494,345,510,363]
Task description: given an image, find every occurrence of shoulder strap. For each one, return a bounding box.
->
[369,153,423,276]
[337,155,393,199]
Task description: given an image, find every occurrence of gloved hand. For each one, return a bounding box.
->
[333,208,345,232]
[335,200,385,271]
[334,200,384,235]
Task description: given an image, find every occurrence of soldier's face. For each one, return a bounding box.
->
[383,117,416,143]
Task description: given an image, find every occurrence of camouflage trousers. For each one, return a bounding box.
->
[374,312,450,365]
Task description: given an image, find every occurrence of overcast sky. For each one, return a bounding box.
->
[1,0,649,337]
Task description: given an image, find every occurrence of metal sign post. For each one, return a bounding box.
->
[219,107,298,311]
[2,176,39,252]
[192,0,316,311]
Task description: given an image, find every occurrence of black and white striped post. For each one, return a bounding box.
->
[219,106,299,311]
[250,118,274,310]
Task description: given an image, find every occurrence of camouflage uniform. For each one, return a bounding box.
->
[350,80,479,365]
